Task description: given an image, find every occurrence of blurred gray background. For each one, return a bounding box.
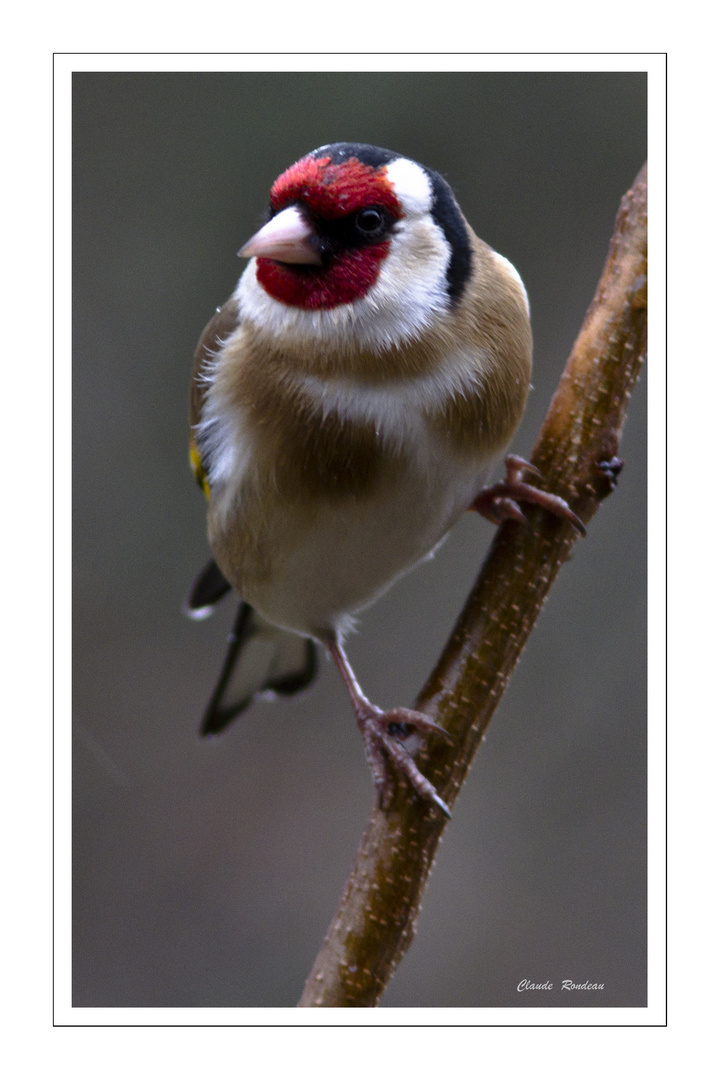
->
[72,71,647,1009]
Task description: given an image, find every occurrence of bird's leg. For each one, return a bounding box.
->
[472,454,586,535]
[324,635,452,818]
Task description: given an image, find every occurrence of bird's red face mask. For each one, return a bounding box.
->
[251,153,403,310]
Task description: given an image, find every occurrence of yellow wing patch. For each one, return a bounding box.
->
[189,437,211,500]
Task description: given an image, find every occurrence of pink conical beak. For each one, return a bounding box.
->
[238,204,322,265]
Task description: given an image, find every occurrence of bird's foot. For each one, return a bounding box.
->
[472,454,586,535]
[356,703,452,818]
[324,635,452,817]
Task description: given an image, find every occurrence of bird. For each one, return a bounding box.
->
[185,142,583,818]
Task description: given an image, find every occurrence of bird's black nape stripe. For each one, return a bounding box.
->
[310,143,473,302]
[424,167,473,304]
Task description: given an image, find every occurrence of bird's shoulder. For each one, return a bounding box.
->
[189,296,242,494]
[422,231,532,458]
[190,296,242,428]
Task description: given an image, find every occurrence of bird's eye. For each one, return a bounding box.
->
[355,208,386,238]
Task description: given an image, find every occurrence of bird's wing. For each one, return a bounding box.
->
[185,557,233,619]
[200,601,318,736]
[187,300,317,734]
[189,296,241,495]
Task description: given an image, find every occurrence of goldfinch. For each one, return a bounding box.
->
[186,143,582,817]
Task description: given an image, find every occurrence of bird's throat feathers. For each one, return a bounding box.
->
[236,216,453,356]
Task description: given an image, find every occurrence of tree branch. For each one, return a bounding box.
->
[298,163,648,1008]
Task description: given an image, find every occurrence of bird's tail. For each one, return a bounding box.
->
[185,559,317,735]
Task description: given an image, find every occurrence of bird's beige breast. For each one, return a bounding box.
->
[209,420,489,638]
[202,343,494,635]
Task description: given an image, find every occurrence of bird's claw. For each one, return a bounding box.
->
[472,455,586,536]
[357,705,452,818]
[383,707,453,744]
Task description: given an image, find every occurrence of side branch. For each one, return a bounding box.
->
[299,163,648,1008]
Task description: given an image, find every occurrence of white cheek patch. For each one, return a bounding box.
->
[385,157,433,216]
[235,221,451,354]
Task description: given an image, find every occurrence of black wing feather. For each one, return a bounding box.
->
[185,558,233,619]
[197,600,318,737]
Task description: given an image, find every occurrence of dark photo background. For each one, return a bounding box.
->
[72,70,647,1008]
